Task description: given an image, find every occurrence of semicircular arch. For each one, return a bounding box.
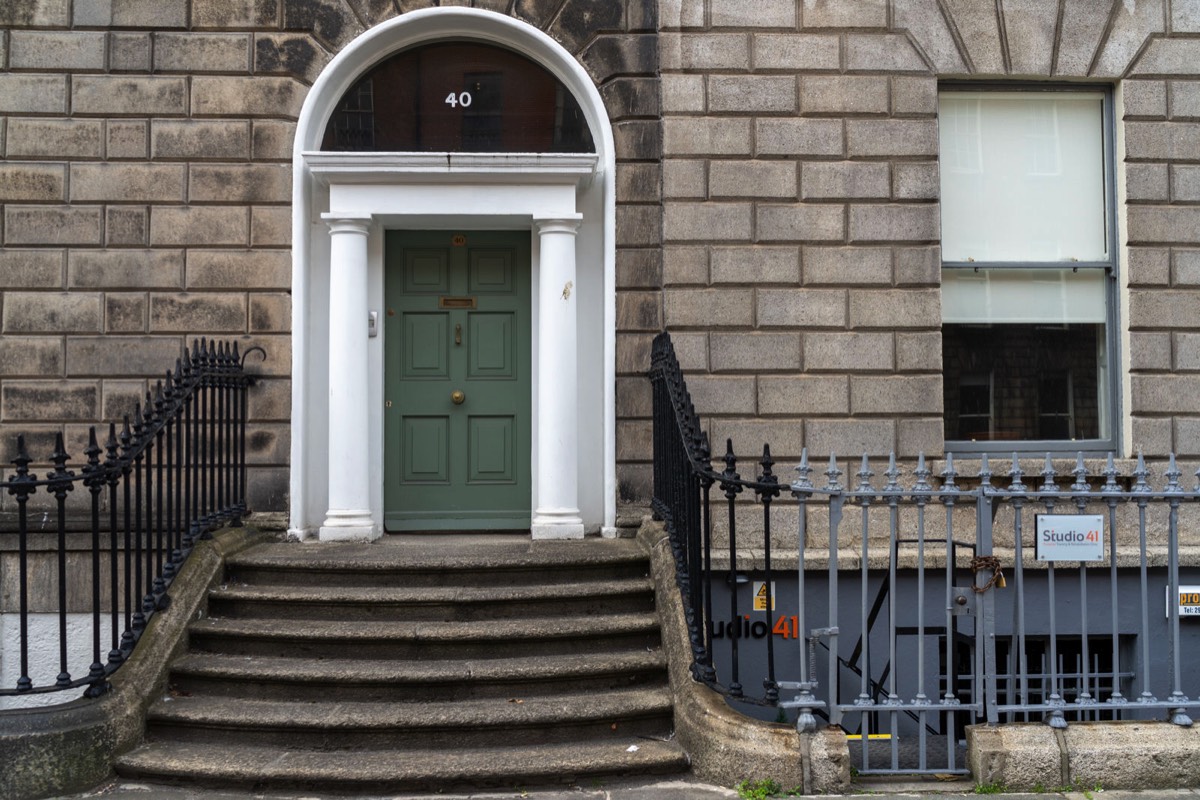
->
[288,7,618,542]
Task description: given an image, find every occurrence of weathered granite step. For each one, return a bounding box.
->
[187,613,661,659]
[168,650,669,701]
[206,576,654,621]
[114,535,684,792]
[224,538,650,588]
[115,738,689,793]
[145,686,673,749]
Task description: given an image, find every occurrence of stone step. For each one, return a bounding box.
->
[115,738,690,793]
[206,576,654,621]
[224,538,650,588]
[144,686,673,749]
[167,650,669,702]
[187,613,662,659]
[114,535,685,793]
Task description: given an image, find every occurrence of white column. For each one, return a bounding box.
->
[319,214,379,541]
[532,217,585,539]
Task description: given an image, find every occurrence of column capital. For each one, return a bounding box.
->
[321,213,372,236]
[533,216,582,236]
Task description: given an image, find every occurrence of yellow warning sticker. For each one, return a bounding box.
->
[753,581,775,612]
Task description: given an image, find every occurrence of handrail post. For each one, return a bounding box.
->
[977,480,999,726]
[8,435,36,693]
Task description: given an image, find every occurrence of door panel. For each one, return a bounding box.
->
[401,416,449,483]
[469,249,514,293]
[384,231,532,531]
[468,313,515,379]
[468,415,516,483]
[402,313,449,378]
[403,250,450,293]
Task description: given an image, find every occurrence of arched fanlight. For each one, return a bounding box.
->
[321,40,596,154]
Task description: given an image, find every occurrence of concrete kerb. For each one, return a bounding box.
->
[636,518,851,794]
[970,720,1200,791]
[0,525,270,800]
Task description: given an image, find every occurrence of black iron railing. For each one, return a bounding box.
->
[1,339,262,699]
[650,330,787,703]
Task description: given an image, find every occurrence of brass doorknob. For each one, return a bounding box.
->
[451,390,466,405]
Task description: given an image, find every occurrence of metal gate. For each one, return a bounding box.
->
[650,332,1200,775]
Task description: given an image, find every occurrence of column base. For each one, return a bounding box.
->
[319,510,380,542]
[319,524,380,542]
[531,510,585,540]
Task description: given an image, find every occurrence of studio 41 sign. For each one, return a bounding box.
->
[1035,514,1104,562]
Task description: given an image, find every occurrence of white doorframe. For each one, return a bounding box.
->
[288,9,617,541]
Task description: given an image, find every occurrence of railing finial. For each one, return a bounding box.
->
[883,451,900,492]
[1008,452,1026,492]
[941,452,958,493]
[913,452,932,493]
[1133,451,1151,493]
[979,452,993,489]
[824,453,842,491]
[1165,453,1183,493]
[793,448,813,492]
[12,433,32,474]
[1101,452,1121,494]
[720,438,743,499]
[1039,452,1058,493]
[855,454,874,493]
[758,444,780,500]
[1069,452,1088,494]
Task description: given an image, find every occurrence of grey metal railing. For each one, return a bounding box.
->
[650,331,1200,776]
[783,450,1199,775]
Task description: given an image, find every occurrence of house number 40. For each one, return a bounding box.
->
[444,91,473,108]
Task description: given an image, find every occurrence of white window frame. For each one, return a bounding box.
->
[939,82,1121,455]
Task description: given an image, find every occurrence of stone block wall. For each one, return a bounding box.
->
[5,0,1200,515]
[0,0,300,511]
[643,0,1200,502]
[0,0,657,515]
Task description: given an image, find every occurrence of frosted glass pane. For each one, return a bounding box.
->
[942,268,1106,323]
[939,92,1106,262]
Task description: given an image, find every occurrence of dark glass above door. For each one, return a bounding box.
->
[321,41,596,154]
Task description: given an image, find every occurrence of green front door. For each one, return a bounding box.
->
[384,231,532,531]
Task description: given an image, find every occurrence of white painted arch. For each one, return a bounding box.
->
[288,8,617,540]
